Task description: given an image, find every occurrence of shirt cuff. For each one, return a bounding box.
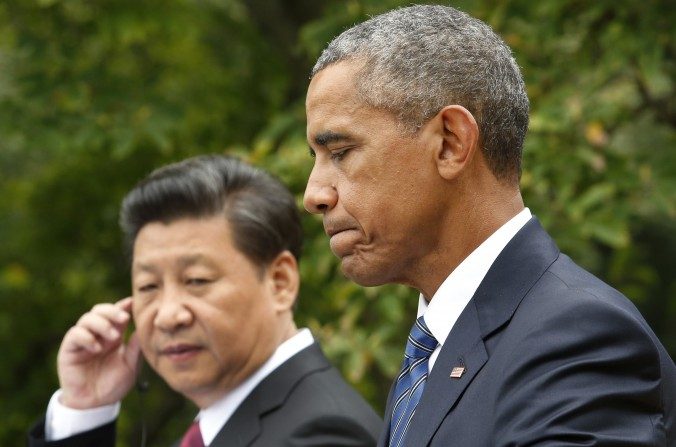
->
[45,389,120,441]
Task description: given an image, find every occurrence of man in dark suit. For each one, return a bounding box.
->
[303,4,676,446]
[28,155,382,446]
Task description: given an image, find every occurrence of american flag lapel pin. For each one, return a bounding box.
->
[450,358,466,379]
[450,366,465,378]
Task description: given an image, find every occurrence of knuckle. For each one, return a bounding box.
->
[91,303,108,312]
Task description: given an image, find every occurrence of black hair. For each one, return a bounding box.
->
[119,154,303,268]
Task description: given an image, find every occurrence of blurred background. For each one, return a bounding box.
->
[0,0,674,445]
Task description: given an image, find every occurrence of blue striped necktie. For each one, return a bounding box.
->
[388,316,439,447]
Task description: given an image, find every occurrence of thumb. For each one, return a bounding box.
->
[125,331,143,374]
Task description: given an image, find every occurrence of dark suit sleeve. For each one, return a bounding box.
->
[27,417,116,447]
[493,291,669,446]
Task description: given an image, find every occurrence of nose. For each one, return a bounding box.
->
[304,164,337,214]
[153,287,193,332]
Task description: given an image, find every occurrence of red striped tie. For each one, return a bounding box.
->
[180,421,204,447]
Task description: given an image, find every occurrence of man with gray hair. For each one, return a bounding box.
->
[304,5,675,446]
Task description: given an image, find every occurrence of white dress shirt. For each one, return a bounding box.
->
[46,328,315,445]
[418,208,532,370]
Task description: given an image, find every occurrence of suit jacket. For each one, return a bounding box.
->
[380,218,676,446]
[28,342,382,447]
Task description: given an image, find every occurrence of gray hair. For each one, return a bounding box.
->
[311,4,529,183]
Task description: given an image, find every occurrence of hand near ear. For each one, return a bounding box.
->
[57,297,142,409]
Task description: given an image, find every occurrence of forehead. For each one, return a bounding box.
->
[307,61,408,144]
[306,62,367,128]
[132,217,237,267]
[307,61,362,105]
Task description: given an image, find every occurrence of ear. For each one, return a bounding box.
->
[265,250,300,312]
[433,105,480,180]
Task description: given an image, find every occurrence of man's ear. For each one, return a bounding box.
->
[432,105,480,180]
[266,250,300,312]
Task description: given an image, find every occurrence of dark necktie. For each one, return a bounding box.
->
[180,421,204,447]
[388,316,438,447]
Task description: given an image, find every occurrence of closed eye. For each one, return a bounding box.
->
[330,147,352,161]
[186,278,212,286]
[137,283,157,293]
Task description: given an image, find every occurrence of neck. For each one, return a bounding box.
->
[281,319,299,344]
[413,184,524,300]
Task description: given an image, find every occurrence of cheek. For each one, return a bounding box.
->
[343,183,381,219]
[197,304,240,339]
[350,190,401,230]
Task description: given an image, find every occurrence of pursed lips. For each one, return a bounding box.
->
[324,220,363,257]
[324,220,357,238]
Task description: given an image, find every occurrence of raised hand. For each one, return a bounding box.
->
[56,297,142,409]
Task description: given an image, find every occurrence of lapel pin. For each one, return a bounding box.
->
[450,366,465,379]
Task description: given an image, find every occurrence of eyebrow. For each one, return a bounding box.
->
[176,254,217,269]
[313,131,352,147]
[132,254,217,274]
[132,263,157,275]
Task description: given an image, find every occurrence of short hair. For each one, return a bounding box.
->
[312,5,529,183]
[119,154,303,268]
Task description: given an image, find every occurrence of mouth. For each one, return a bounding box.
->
[160,343,203,362]
[323,218,363,257]
[324,221,355,238]
[326,227,346,238]
[327,231,362,258]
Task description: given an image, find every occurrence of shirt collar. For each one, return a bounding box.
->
[418,208,532,347]
[198,328,314,445]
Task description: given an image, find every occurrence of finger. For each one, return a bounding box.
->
[61,326,103,354]
[124,331,143,373]
[116,296,133,313]
[77,312,123,342]
[90,302,131,326]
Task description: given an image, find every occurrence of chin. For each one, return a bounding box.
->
[341,258,391,287]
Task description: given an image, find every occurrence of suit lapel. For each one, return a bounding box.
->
[472,218,559,339]
[210,398,261,447]
[396,218,560,446]
[210,342,331,447]
[378,374,399,447]
[404,301,487,446]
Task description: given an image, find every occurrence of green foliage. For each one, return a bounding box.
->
[0,0,674,445]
